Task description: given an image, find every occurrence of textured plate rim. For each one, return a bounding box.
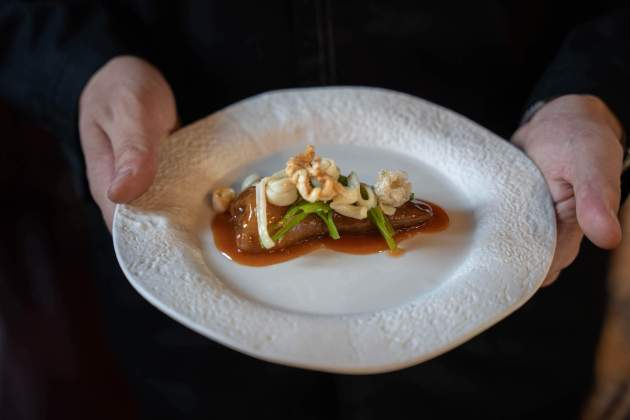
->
[112,86,556,374]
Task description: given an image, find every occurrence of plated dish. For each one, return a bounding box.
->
[112,87,555,373]
[211,145,449,266]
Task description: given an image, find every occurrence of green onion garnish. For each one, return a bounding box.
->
[271,211,308,241]
[271,200,340,242]
[360,184,369,200]
[326,210,340,239]
[270,198,305,231]
[368,207,398,251]
[317,210,340,240]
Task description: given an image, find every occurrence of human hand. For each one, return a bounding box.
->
[512,95,624,286]
[79,55,178,230]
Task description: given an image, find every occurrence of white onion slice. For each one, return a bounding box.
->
[330,202,368,220]
[357,184,377,209]
[211,187,236,213]
[256,177,276,249]
[266,178,298,206]
[347,171,360,188]
[240,173,260,192]
[379,202,396,216]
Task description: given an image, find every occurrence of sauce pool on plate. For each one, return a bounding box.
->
[211,200,449,267]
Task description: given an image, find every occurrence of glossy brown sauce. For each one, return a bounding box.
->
[211,201,449,267]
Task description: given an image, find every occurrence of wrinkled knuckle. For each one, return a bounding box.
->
[115,88,147,117]
[115,142,150,164]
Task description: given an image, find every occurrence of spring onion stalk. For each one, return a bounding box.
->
[326,210,340,239]
[284,201,304,216]
[271,198,306,230]
[256,177,276,249]
[316,210,340,240]
[367,207,398,251]
[271,200,340,242]
[271,212,309,241]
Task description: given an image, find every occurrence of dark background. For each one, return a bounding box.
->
[2,2,630,418]
[0,104,138,419]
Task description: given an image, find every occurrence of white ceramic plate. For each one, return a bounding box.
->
[113,87,556,374]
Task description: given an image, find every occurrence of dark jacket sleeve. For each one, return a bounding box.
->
[527,8,630,139]
[0,1,143,145]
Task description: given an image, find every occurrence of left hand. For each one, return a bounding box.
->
[512,95,624,286]
[79,56,179,231]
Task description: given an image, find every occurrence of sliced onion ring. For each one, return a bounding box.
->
[256,177,276,249]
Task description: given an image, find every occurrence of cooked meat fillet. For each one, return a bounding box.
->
[228,187,433,253]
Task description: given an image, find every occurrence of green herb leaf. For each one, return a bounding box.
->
[338,175,348,186]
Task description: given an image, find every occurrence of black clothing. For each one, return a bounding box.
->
[1,2,630,143]
[1,1,629,419]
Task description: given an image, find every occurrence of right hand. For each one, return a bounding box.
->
[511,95,624,286]
[79,55,178,230]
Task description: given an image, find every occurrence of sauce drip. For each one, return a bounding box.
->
[211,201,449,267]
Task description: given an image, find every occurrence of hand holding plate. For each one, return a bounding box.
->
[78,56,178,230]
[512,94,624,286]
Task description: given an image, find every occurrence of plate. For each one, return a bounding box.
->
[113,87,556,374]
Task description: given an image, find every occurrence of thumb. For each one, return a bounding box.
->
[107,127,160,203]
[572,142,623,249]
